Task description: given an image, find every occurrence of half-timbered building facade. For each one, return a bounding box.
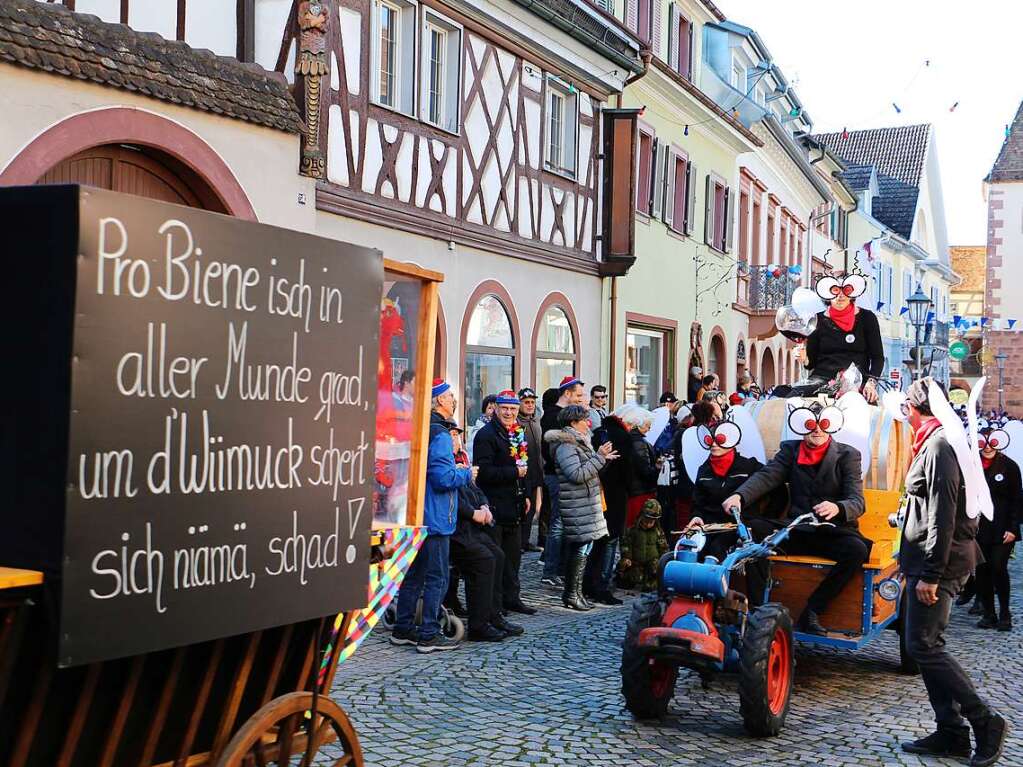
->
[4,0,642,425]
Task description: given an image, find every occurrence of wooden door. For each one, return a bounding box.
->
[37,145,204,208]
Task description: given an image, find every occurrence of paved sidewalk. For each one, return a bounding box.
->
[325,551,1023,767]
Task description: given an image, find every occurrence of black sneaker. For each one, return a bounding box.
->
[416,634,462,653]
[492,616,524,636]
[998,615,1012,632]
[971,714,1008,766]
[970,600,984,616]
[467,625,505,642]
[504,601,537,615]
[595,591,623,606]
[389,628,417,646]
[977,614,998,629]
[901,726,971,757]
[956,589,976,606]
[540,576,561,589]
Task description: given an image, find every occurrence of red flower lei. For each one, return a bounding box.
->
[507,423,528,467]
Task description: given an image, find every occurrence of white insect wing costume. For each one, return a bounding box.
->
[929,378,994,521]
[680,407,766,485]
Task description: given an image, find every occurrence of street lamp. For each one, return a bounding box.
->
[906,285,933,381]
[995,351,1009,413]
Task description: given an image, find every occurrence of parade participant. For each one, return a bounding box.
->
[545,405,618,610]
[800,272,884,403]
[974,422,1022,631]
[540,376,587,587]
[449,422,524,642]
[391,379,474,652]
[624,406,660,528]
[898,378,1006,765]
[722,400,871,635]
[537,387,560,550]
[685,418,769,607]
[670,401,716,530]
[517,387,545,553]
[467,394,497,461]
[474,390,536,615]
[618,499,669,591]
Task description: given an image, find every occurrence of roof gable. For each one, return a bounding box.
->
[989,99,1023,182]
[815,125,931,187]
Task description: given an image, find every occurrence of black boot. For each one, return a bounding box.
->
[969,598,984,616]
[562,554,591,611]
[977,613,998,629]
[998,612,1012,632]
[797,609,826,635]
[901,725,971,757]
[971,714,1008,767]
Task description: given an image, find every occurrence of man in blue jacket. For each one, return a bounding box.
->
[391,378,474,652]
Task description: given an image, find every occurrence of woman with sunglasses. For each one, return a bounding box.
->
[799,272,885,403]
[974,422,1023,631]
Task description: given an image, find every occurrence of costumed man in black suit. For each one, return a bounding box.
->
[800,272,885,403]
[975,421,1023,631]
[722,401,871,634]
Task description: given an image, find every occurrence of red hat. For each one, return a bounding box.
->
[729,393,744,406]
[559,376,583,390]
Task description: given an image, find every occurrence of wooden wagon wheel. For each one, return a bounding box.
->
[216,691,364,767]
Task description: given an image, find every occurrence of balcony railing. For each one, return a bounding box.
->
[739,264,800,312]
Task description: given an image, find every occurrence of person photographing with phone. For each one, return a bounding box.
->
[898,378,1006,766]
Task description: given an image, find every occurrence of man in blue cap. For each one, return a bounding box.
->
[391,378,474,652]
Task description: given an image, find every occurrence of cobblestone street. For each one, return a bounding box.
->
[327,551,1023,767]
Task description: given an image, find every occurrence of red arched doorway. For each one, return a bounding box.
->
[761,347,776,389]
[37,144,228,213]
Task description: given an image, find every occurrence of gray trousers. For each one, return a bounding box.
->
[904,576,991,729]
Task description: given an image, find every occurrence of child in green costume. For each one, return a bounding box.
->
[618,499,669,591]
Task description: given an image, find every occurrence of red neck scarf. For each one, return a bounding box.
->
[708,450,736,477]
[911,417,942,457]
[798,437,832,466]
[828,302,857,332]
[982,454,995,470]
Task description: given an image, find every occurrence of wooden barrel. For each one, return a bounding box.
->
[745,399,909,491]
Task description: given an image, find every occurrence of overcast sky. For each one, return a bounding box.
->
[720,0,1023,245]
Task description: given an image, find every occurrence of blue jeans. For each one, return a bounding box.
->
[395,533,450,640]
[542,474,564,579]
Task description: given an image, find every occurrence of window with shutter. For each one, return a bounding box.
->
[665,149,688,233]
[751,197,762,264]
[636,129,653,213]
[648,136,658,216]
[625,0,637,33]
[651,0,662,59]
[637,0,652,42]
[652,142,666,219]
[667,3,678,70]
[723,186,734,253]
[601,109,639,271]
[683,161,697,235]
[766,209,775,265]
[704,174,714,247]
[678,14,693,80]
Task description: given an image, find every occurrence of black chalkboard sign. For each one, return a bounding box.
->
[0,186,381,666]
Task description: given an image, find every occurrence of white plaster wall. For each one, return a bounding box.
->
[312,210,603,400]
[0,66,315,235]
[128,0,177,42]
[254,0,293,73]
[991,183,1023,317]
[185,3,237,57]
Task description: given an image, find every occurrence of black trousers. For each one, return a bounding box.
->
[487,523,523,605]
[976,541,1014,617]
[905,576,991,729]
[450,529,505,632]
[521,506,537,549]
[750,519,871,614]
[702,531,768,608]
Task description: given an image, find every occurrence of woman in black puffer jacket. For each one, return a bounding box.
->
[545,405,619,610]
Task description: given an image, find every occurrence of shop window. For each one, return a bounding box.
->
[535,305,577,393]
[374,273,424,525]
[464,294,515,425]
[625,324,673,408]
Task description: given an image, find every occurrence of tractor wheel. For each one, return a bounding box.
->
[896,591,920,675]
[621,594,678,719]
[738,603,794,737]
